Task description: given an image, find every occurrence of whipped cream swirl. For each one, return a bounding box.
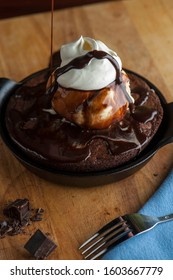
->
[57,36,123,90]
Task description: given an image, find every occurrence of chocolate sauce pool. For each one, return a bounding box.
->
[6,72,159,164]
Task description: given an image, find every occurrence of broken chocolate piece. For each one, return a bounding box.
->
[3,199,30,224]
[30,207,44,222]
[0,220,10,238]
[24,229,57,259]
[0,199,44,239]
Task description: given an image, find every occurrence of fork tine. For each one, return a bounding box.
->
[79,217,126,250]
[79,219,125,250]
[83,224,128,258]
[79,216,133,260]
[80,215,133,260]
[84,228,132,260]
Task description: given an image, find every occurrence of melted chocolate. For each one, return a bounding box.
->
[6,75,158,164]
[50,0,55,76]
[55,50,121,82]
[50,50,133,104]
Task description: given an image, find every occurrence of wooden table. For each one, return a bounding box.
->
[0,0,173,260]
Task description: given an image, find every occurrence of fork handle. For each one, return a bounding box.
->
[159,214,173,222]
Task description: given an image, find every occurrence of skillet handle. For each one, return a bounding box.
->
[0,78,20,137]
[0,78,20,110]
[156,102,173,149]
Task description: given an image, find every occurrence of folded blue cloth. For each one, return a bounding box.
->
[102,170,173,260]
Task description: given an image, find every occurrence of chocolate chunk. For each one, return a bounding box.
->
[0,199,44,239]
[0,220,10,238]
[0,220,8,228]
[3,199,30,224]
[24,229,57,259]
[36,208,44,214]
[30,215,42,222]
[30,207,44,222]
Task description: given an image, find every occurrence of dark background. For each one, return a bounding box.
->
[0,0,114,19]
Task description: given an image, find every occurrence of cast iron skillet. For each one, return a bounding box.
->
[0,69,173,187]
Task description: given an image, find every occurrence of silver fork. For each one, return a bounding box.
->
[79,213,173,260]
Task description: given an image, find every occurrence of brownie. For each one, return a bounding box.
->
[5,71,163,172]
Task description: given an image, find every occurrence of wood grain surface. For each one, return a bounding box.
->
[0,0,173,260]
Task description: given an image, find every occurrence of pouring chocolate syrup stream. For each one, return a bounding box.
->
[50,0,55,82]
[48,1,133,104]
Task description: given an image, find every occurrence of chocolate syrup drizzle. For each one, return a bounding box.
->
[56,50,121,81]
[51,50,133,103]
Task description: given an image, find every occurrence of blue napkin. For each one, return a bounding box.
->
[102,170,173,260]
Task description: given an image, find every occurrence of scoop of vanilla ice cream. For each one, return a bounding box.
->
[50,36,135,129]
[57,36,123,90]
